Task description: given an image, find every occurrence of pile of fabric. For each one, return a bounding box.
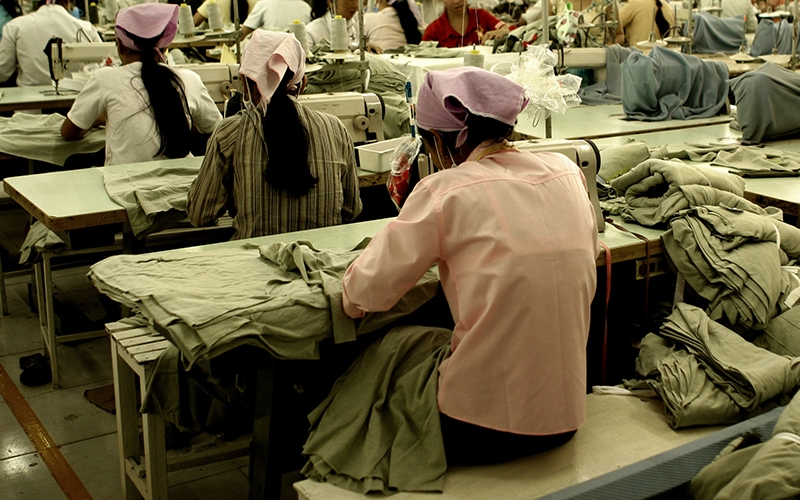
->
[578,45,641,106]
[0,113,105,166]
[730,63,800,144]
[621,46,729,121]
[690,12,746,54]
[750,18,796,57]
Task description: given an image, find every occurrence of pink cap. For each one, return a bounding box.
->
[115,4,179,52]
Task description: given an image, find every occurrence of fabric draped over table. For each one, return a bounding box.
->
[730,63,800,144]
[690,388,800,500]
[0,113,105,166]
[578,45,641,105]
[690,13,746,54]
[750,18,797,56]
[621,46,729,121]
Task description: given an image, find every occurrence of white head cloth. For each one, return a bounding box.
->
[239,30,306,115]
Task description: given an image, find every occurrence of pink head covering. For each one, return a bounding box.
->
[115,4,179,52]
[239,30,305,115]
[416,66,529,148]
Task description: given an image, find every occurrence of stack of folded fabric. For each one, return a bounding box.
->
[651,303,800,428]
[662,205,799,330]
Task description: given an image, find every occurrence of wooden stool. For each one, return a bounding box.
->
[108,321,249,500]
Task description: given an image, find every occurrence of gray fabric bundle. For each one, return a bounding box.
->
[0,113,105,166]
[18,221,66,265]
[711,147,800,174]
[730,63,800,144]
[88,240,439,365]
[662,206,798,330]
[690,389,800,500]
[578,44,641,105]
[102,165,199,237]
[755,306,800,357]
[609,159,746,226]
[750,18,796,56]
[621,46,729,121]
[690,13,746,54]
[659,303,800,412]
[597,141,650,182]
[302,326,451,494]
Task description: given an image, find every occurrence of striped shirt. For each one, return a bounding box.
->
[187,99,362,240]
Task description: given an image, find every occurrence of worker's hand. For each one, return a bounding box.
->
[366,42,383,54]
[481,26,509,43]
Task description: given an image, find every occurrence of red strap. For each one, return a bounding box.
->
[599,240,612,385]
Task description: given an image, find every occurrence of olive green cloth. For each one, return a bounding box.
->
[597,141,651,183]
[754,306,800,357]
[302,325,452,494]
[690,390,800,500]
[18,221,66,265]
[0,113,105,166]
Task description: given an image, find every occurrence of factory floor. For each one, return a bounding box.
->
[0,207,258,500]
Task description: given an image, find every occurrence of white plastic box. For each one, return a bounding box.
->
[356,137,406,173]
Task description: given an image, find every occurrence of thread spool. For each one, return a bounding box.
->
[206,0,224,30]
[178,4,194,35]
[330,15,348,52]
[463,50,484,68]
[105,0,118,23]
[88,2,99,24]
[288,19,310,54]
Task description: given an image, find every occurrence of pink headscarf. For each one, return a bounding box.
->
[239,30,305,115]
[416,67,529,148]
[115,4,179,51]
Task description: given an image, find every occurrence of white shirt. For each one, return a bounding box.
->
[363,8,407,50]
[68,62,222,165]
[700,0,757,31]
[197,0,260,24]
[243,0,311,31]
[306,11,361,48]
[0,5,101,86]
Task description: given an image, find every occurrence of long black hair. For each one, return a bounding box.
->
[311,0,328,20]
[654,0,671,38]
[1,0,21,17]
[124,31,193,159]
[392,0,422,45]
[261,72,317,196]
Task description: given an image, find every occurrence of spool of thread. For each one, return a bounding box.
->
[105,0,118,23]
[330,15,348,52]
[206,1,224,30]
[88,2,99,24]
[178,4,194,35]
[288,19,310,54]
[463,50,484,69]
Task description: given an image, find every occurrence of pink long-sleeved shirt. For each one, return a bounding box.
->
[343,146,599,435]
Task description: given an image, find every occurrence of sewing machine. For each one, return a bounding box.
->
[298,92,384,145]
[181,63,242,109]
[46,40,117,92]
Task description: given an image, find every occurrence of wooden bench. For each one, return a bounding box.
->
[294,394,727,500]
[108,321,249,500]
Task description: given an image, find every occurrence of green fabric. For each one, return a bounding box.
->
[401,42,463,58]
[711,147,800,174]
[659,303,800,412]
[302,325,451,494]
[635,332,675,378]
[597,141,650,183]
[690,390,800,500]
[0,113,105,166]
[755,306,800,357]
[18,221,66,265]
[609,159,745,226]
[662,206,796,329]
[650,142,739,162]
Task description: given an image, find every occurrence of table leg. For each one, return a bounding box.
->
[112,342,143,500]
[42,253,58,389]
[249,355,282,500]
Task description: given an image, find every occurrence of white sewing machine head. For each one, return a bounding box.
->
[181,63,243,110]
[46,40,117,88]
[298,92,384,145]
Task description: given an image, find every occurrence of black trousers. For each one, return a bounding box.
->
[440,413,577,466]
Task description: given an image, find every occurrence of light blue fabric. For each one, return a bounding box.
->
[690,13,746,54]
[730,63,800,143]
[621,46,729,121]
[578,44,641,105]
[750,19,797,56]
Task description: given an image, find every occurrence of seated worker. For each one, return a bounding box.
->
[61,3,222,165]
[186,30,362,240]
[241,0,312,37]
[193,0,258,27]
[423,0,508,48]
[306,0,381,52]
[363,0,423,51]
[0,0,101,86]
[341,67,599,465]
[619,0,674,47]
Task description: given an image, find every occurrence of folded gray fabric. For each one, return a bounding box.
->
[663,206,798,329]
[690,389,800,499]
[302,325,451,494]
[659,303,800,411]
[0,113,105,166]
[750,18,796,56]
[690,13,746,54]
[102,165,200,237]
[598,141,650,182]
[609,159,745,225]
[401,42,463,58]
[578,44,641,105]
[622,46,729,121]
[88,240,439,365]
[711,147,800,173]
[755,306,800,357]
[730,63,800,144]
[650,142,740,162]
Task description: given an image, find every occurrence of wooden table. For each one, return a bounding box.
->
[0,85,78,113]
[513,104,734,141]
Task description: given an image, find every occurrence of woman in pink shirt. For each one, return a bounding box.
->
[342,67,599,465]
